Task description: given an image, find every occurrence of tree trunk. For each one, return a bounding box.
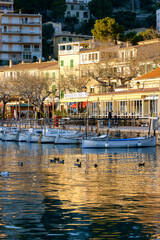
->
[40,102,44,118]
[2,100,6,120]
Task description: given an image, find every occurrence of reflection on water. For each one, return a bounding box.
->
[0,141,159,239]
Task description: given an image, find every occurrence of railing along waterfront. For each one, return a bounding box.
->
[0,117,151,130]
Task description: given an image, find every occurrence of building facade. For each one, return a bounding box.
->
[0,0,14,13]
[0,12,42,63]
[65,1,90,23]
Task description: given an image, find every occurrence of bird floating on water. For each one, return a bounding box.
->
[58,159,64,164]
[1,172,9,177]
[138,162,145,167]
[50,157,59,163]
[74,162,81,168]
[94,164,98,168]
[18,162,23,166]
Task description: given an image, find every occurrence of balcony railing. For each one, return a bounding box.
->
[2,30,41,34]
[0,0,13,2]
[2,21,41,25]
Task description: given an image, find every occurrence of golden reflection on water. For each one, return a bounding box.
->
[40,146,160,231]
[0,142,160,239]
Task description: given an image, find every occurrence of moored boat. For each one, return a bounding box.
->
[82,136,156,148]
[2,127,19,141]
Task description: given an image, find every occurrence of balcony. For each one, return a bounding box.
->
[0,0,13,2]
[2,21,41,25]
[2,30,41,35]
[2,39,41,44]
[1,48,22,52]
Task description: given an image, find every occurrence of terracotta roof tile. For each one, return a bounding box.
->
[136,67,160,80]
[0,61,58,72]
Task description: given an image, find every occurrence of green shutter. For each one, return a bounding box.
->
[61,60,64,67]
[46,72,49,80]
[46,85,49,94]
[70,59,74,68]
[61,90,64,99]
[53,72,55,81]
[52,85,56,95]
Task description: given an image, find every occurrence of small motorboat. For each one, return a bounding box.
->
[2,127,19,141]
[82,136,156,148]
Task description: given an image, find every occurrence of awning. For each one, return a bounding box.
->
[71,103,77,108]
[82,102,87,108]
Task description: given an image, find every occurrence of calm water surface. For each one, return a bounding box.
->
[0,141,159,239]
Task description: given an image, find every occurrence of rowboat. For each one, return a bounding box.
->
[82,136,156,148]
[2,127,19,141]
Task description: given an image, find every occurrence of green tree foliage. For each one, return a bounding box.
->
[42,24,54,40]
[64,17,79,32]
[110,0,128,8]
[88,0,112,19]
[123,28,160,45]
[14,0,66,21]
[140,0,154,12]
[42,24,54,60]
[91,17,124,42]
[114,11,136,30]
[78,17,95,35]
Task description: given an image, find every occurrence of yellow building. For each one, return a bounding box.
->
[61,67,160,119]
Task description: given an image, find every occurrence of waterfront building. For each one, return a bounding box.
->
[53,33,92,58]
[0,60,59,118]
[0,11,42,64]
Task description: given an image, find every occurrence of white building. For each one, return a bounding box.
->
[156,9,160,32]
[65,1,90,23]
[0,0,14,13]
[66,0,91,3]
[0,12,42,63]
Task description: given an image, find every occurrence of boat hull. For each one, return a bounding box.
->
[82,136,156,148]
[55,136,82,144]
[2,133,18,141]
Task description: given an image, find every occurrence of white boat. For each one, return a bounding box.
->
[0,126,7,140]
[55,135,82,144]
[82,136,156,148]
[40,128,79,143]
[55,131,86,144]
[27,128,43,143]
[2,127,19,141]
[15,129,30,142]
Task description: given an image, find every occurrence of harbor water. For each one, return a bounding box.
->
[0,141,159,239]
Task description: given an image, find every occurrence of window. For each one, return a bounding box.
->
[60,45,65,50]
[80,5,84,10]
[90,87,94,93]
[52,84,56,95]
[70,59,74,68]
[61,60,64,67]
[71,5,74,10]
[69,37,72,42]
[83,12,88,18]
[76,12,79,18]
[62,37,66,42]
[67,45,72,50]
[23,52,31,59]
[67,11,70,15]
[53,72,55,81]
[89,54,91,60]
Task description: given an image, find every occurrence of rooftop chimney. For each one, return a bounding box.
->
[39,58,42,63]
[9,60,12,68]
[19,9,21,14]
[21,60,24,64]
